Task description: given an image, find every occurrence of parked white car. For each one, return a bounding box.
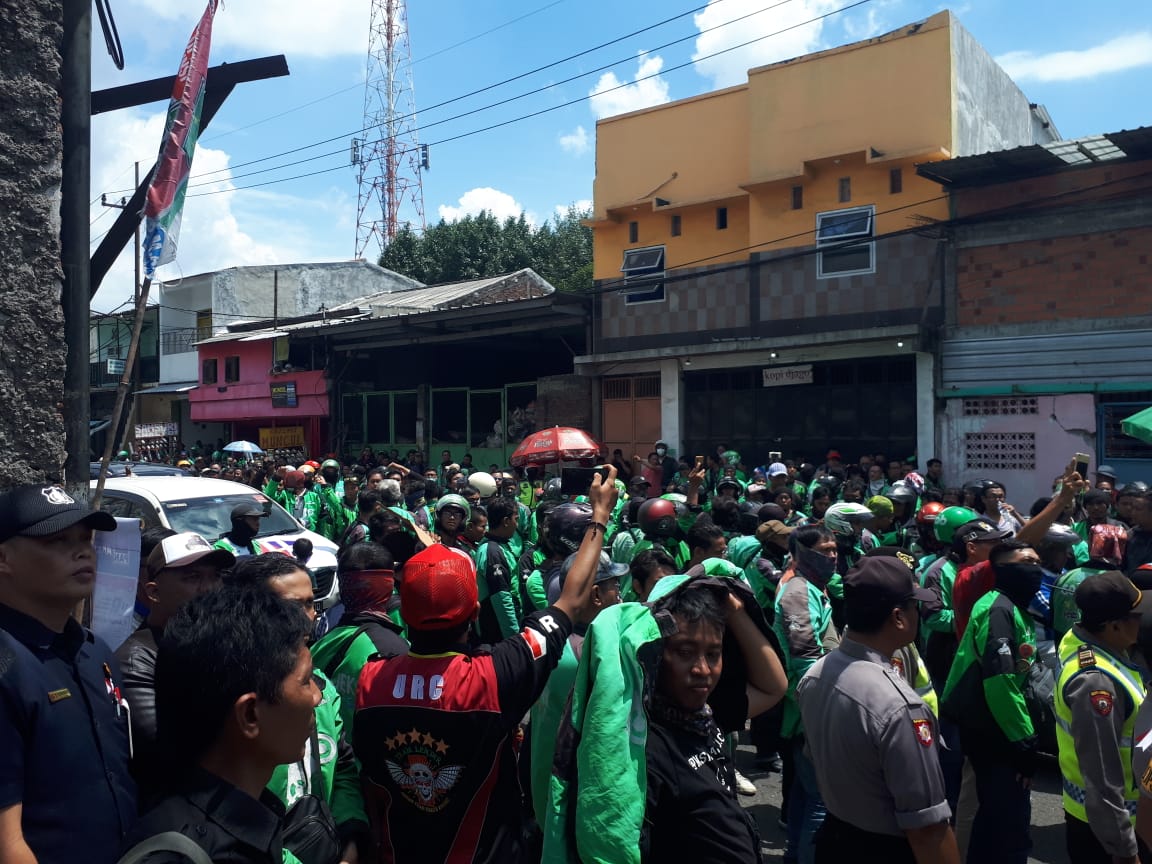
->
[89,476,340,609]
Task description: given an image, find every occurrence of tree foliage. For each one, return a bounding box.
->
[378,205,592,293]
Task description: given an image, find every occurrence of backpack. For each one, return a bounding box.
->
[116,832,214,864]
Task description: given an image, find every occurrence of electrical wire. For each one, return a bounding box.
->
[201,0,568,144]
[184,0,868,198]
[110,0,747,195]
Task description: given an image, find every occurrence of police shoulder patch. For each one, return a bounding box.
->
[1090,689,1114,717]
[912,718,934,747]
[1142,763,1152,794]
[1078,646,1096,669]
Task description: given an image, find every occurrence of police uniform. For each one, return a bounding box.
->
[796,556,950,863]
[0,485,136,863]
[1056,571,1151,863]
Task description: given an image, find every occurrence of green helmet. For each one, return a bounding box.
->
[321,458,340,471]
[933,506,979,544]
[435,493,471,520]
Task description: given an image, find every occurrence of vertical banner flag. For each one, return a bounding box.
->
[141,0,219,279]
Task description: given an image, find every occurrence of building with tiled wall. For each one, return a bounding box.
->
[576,10,1058,469]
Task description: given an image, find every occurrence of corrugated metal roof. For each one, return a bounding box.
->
[940,329,1152,392]
[917,127,1152,187]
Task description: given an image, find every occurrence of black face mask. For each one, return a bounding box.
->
[230,519,258,544]
[993,561,1044,607]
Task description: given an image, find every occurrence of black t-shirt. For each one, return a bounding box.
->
[644,722,762,864]
[1125,528,1152,577]
[355,606,573,864]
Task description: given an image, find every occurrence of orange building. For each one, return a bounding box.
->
[577,11,1058,469]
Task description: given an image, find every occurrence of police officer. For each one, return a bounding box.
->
[1056,571,1148,864]
[0,485,136,863]
[797,555,959,864]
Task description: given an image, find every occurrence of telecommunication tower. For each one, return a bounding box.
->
[352,0,427,260]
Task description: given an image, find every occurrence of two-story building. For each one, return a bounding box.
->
[149,259,421,450]
[577,10,1059,468]
[917,127,1152,500]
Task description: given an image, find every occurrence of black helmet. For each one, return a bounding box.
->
[638,497,679,538]
[547,503,594,554]
[963,478,996,498]
[1121,481,1150,496]
[542,477,565,502]
[887,482,918,506]
[757,503,787,523]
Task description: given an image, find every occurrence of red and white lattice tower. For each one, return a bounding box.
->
[352,0,426,259]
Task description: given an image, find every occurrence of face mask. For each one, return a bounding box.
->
[656,448,667,457]
[796,544,837,585]
[231,520,258,543]
[993,561,1044,605]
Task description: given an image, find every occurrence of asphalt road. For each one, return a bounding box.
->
[736,744,1067,863]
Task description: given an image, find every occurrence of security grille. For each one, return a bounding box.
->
[634,376,661,399]
[603,378,632,400]
[965,432,1036,471]
[962,397,1039,417]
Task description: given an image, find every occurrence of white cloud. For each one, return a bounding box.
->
[437,187,527,223]
[559,125,590,155]
[89,109,351,311]
[692,0,840,89]
[588,53,671,120]
[122,0,367,58]
[554,200,593,219]
[995,32,1152,83]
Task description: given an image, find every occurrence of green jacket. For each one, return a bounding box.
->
[313,484,345,542]
[508,500,538,560]
[1051,565,1110,640]
[942,589,1037,750]
[310,620,409,730]
[473,536,521,641]
[264,479,323,533]
[773,571,839,738]
[267,671,368,850]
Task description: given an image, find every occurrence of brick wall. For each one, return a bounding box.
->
[535,374,593,431]
[955,226,1152,325]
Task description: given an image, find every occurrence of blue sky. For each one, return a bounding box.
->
[89,0,1152,312]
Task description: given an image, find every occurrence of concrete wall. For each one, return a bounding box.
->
[950,17,1057,155]
[0,0,66,483]
[937,393,1096,505]
[535,374,593,433]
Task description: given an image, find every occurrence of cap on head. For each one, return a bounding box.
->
[146,532,234,576]
[399,544,478,631]
[1096,464,1117,479]
[282,470,306,489]
[826,449,842,461]
[954,518,1012,545]
[231,502,266,520]
[0,485,117,544]
[1075,571,1149,628]
[756,520,793,546]
[844,553,935,609]
[768,462,788,477]
[866,495,894,518]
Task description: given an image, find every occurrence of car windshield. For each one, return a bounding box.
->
[161,493,302,541]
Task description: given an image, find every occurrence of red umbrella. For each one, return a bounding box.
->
[509,426,604,468]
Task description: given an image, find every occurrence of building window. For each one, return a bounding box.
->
[620,245,665,305]
[202,358,218,385]
[716,207,728,230]
[838,177,851,203]
[816,205,875,279]
[224,355,240,383]
[628,221,638,243]
[670,214,681,237]
[890,168,903,194]
[196,310,213,341]
[791,185,803,210]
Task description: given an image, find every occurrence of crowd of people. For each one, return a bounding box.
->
[8,441,1152,863]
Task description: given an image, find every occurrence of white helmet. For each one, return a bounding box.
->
[468,471,498,498]
[824,502,875,538]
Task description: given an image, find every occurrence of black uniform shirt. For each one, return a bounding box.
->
[122,769,288,863]
[0,602,137,863]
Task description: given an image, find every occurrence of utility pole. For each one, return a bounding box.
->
[61,0,92,496]
[100,160,143,455]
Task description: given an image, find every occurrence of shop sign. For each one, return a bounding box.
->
[135,422,178,439]
[259,426,305,450]
[270,380,298,408]
[762,364,814,388]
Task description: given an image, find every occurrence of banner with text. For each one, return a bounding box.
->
[259,426,305,450]
[762,364,814,388]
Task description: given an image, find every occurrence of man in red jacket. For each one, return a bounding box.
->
[354,467,618,863]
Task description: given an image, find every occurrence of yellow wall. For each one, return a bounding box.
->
[591,11,956,280]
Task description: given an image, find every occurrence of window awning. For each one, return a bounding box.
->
[133,381,198,395]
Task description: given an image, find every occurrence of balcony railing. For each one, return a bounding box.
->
[160,327,200,355]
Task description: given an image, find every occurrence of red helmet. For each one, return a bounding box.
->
[915,502,945,527]
[638,497,679,538]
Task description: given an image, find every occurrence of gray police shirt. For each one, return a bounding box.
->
[797,636,951,836]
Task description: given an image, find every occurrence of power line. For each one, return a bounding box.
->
[185,0,868,198]
[111,0,747,196]
[200,0,567,145]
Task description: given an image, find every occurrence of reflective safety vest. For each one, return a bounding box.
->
[891,645,939,717]
[1054,630,1146,823]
